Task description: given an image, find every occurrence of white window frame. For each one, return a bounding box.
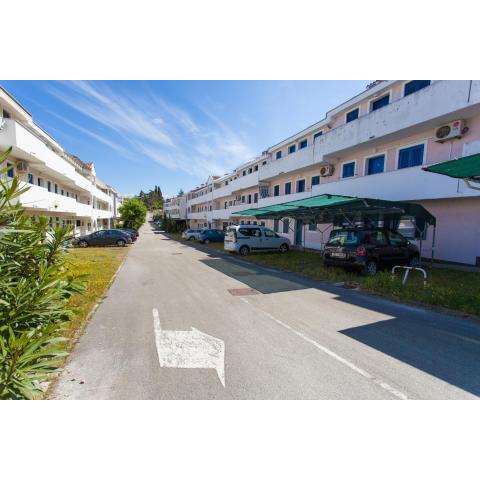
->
[400,80,433,99]
[395,140,428,170]
[368,90,392,113]
[345,107,360,124]
[341,159,357,179]
[363,151,387,176]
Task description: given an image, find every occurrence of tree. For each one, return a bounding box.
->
[119,197,148,229]
[0,148,85,399]
[178,189,184,196]
[136,185,164,211]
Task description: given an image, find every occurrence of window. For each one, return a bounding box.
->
[37,177,42,187]
[28,173,34,184]
[288,144,296,154]
[273,219,279,232]
[2,109,11,119]
[346,108,359,123]
[254,165,258,171]
[388,231,408,247]
[241,195,245,203]
[273,185,280,197]
[61,189,64,195]
[314,131,323,142]
[276,151,282,160]
[242,170,246,176]
[366,155,385,175]
[398,144,424,169]
[254,193,258,203]
[285,182,291,195]
[308,222,317,231]
[7,163,14,178]
[282,219,289,233]
[54,184,58,194]
[225,180,229,186]
[224,201,227,209]
[247,194,252,204]
[371,94,389,111]
[364,231,387,246]
[311,175,320,186]
[264,229,275,238]
[297,179,305,193]
[342,162,355,178]
[47,181,52,192]
[299,139,307,149]
[76,220,81,227]
[404,80,430,96]
[260,221,265,227]
[248,168,252,174]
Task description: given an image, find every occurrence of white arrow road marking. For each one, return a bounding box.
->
[239,298,408,400]
[152,308,225,387]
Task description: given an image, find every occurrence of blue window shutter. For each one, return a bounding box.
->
[346,108,359,123]
[285,182,291,194]
[311,175,320,186]
[276,151,282,159]
[398,144,424,169]
[342,162,355,178]
[404,80,431,96]
[367,155,385,175]
[274,185,280,196]
[313,131,323,141]
[372,95,389,111]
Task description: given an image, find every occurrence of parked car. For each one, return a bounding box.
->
[224,225,290,255]
[75,229,132,247]
[199,229,225,244]
[322,227,420,275]
[120,228,139,241]
[182,229,202,241]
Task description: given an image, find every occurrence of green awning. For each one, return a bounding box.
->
[423,153,480,180]
[231,193,436,228]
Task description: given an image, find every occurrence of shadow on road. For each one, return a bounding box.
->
[160,226,480,397]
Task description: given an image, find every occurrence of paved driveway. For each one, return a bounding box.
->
[51,223,480,399]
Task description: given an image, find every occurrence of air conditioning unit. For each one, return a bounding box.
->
[319,164,335,177]
[434,120,467,143]
[16,162,28,173]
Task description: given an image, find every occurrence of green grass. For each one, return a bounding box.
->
[167,234,480,317]
[62,246,129,348]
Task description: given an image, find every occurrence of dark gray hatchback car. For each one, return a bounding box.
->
[76,229,132,247]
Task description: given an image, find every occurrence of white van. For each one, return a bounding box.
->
[224,225,290,256]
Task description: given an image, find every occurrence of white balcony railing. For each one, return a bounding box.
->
[230,170,259,191]
[212,182,233,199]
[259,145,315,181]
[313,80,479,163]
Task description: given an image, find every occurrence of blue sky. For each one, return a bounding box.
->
[1,81,368,197]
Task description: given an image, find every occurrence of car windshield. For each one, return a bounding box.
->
[327,230,362,246]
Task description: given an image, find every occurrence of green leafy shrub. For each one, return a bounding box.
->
[0,148,84,399]
[119,197,147,229]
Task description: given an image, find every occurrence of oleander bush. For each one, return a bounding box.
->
[0,148,84,399]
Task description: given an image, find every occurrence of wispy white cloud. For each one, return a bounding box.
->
[44,81,255,180]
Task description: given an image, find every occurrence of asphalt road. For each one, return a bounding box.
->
[52,223,480,399]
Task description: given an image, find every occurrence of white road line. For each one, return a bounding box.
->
[239,297,408,400]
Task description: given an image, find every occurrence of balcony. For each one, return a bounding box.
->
[311,165,480,201]
[259,145,315,181]
[187,193,212,207]
[0,119,94,195]
[188,211,208,221]
[257,190,312,208]
[93,208,113,219]
[212,182,233,199]
[314,80,480,163]
[18,183,78,214]
[230,170,259,191]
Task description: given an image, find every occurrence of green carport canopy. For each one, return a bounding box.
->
[423,153,480,181]
[233,193,436,228]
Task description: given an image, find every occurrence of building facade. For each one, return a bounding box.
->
[164,194,187,220]
[182,80,480,266]
[0,86,121,235]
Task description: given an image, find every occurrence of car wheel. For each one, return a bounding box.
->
[116,239,126,247]
[364,260,378,276]
[204,239,210,244]
[409,254,420,267]
[189,236,194,241]
[78,240,88,248]
[279,243,289,253]
[239,245,250,256]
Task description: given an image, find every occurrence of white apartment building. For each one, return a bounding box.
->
[164,194,187,220]
[183,80,480,266]
[0,86,122,235]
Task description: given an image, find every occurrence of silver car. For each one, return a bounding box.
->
[224,225,290,256]
[182,229,202,241]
